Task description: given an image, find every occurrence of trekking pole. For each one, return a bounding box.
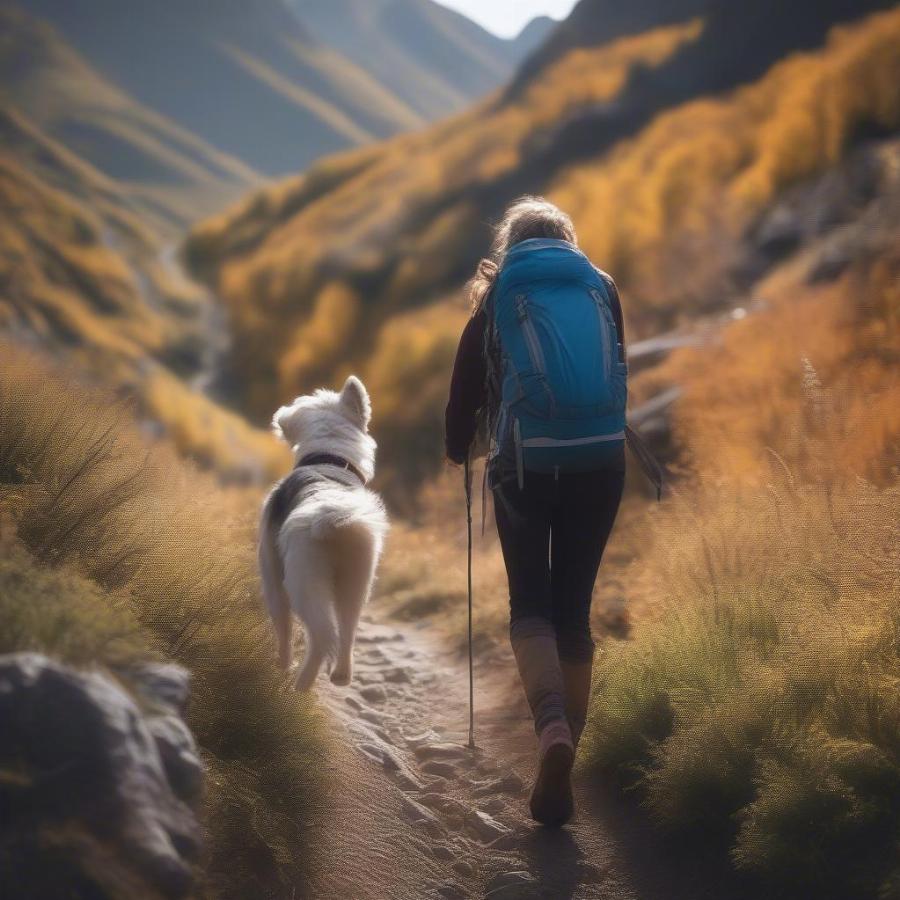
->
[464,454,476,750]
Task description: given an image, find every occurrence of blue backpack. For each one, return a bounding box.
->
[485,238,627,487]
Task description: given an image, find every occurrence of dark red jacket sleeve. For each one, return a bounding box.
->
[445,308,487,464]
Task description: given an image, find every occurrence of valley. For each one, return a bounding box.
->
[1,1,898,897]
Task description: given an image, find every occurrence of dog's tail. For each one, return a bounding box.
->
[259,497,291,661]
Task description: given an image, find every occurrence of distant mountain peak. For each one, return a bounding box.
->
[516,14,556,38]
[511,14,557,55]
[286,0,551,120]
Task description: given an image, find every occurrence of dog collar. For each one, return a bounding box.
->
[296,453,367,485]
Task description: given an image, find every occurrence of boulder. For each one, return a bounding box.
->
[0,653,203,899]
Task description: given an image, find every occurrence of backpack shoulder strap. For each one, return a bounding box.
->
[591,266,615,304]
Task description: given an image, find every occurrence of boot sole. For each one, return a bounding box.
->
[529,742,575,827]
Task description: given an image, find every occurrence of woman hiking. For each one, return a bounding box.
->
[445,197,627,827]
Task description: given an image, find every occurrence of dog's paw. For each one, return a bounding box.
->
[330,666,352,686]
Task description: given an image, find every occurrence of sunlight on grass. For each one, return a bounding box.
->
[583,463,899,898]
[663,247,900,484]
[0,343,323,898]
[581,250,900,897]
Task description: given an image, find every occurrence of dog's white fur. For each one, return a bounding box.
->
[259,376,388,691]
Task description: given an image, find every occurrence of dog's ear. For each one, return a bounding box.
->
[339,375,371,429]
[272,401,300,445]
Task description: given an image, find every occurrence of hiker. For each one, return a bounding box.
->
[445,196,627,827]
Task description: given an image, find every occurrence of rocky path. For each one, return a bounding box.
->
[306,612,613,899]
[303,607,744,900]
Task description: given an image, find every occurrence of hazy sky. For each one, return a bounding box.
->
[433,0,579,38]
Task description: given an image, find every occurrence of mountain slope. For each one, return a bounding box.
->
[14,0,426,176]
[0,99,288,478]
[0,103,200,363]
[0,5,259,227]
[186,6,900,492]
[510,16,558,59]
[510,0,711,87]
[288,0,555,120]
[511,0,894,93]
[15,0,540,178]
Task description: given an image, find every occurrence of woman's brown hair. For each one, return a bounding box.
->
[467,196,577,313]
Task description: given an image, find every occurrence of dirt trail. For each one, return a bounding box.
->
[303,607,746,900]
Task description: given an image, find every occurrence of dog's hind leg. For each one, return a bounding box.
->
[282,533,338,692]
[330,529,378,686]
[259,524,292,670]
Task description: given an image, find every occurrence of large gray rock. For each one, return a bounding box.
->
[0,653,203,899]
[126,662,204,803]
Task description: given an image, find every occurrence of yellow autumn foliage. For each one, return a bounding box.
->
[186,10,900,500]
[277,281,360,395]
[552,8,900,316]
[187,20,702,420]
[663,248,900,484]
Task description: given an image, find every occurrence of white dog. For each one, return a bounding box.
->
[259,376,389,691]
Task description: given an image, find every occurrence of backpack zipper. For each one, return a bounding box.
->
[515,294,546,374]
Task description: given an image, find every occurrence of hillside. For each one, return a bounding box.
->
[288,0,555,121]
[0,5,259,228]
[513,0,895,91]
[0,99,289,480]
[511,16,558,59]
[15,0,545,180]
[579,138,900,898]
[510,0,709,87]
[185,18,704,411]
[11,0,417,179]
[2,3,897,895]
[0,348,322,897]
[186,3,900,492]
[0,105,199,363]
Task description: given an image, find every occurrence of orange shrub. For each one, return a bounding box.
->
[551,8,900,321]
[660,251,900,484]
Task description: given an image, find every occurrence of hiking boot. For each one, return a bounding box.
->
[529,719,575,826]
[561,658,593,750]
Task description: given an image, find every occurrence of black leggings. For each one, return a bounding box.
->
[493,467,625,663]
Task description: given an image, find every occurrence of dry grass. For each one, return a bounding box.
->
[583,454,899,898]
[581,249,900,897]
[0,343,322,899]
[141,365,291,481]
[0,537,152,670]
[662,246,900,483]
[376,471,507,656]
